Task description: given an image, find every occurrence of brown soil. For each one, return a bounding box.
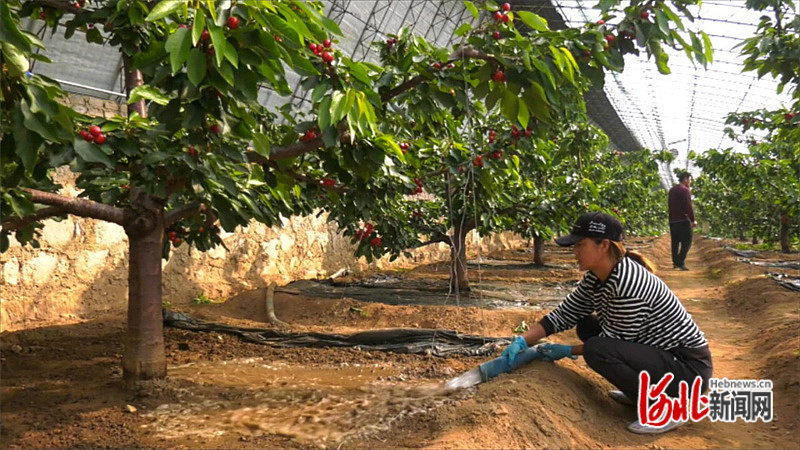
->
[1,236,798,448]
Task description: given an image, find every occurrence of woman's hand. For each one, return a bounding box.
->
[500,335,528,364]
[538,343,577,361]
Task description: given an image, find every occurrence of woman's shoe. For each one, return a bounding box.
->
[627,419,685,434]
[609,390,634,406]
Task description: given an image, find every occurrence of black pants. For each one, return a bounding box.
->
[669,220,693,267]
[577,315,712,402]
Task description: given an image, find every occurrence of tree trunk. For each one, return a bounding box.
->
[449,223,470,294]
[533,235,545,267]
[122,195,166,386]
[780,213,790,253]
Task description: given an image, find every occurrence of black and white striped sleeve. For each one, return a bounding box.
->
[539,273,596,335]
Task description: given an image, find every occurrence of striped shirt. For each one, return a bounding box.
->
[540,257,707,350]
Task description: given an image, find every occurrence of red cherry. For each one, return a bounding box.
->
[446,63,454,69]
[178,24,187,29]
[73,2,80,9]
[88,125,102,137]
[323,39,332,47]
[640,11,649,19]
[274,34,283,43]
[450,89,456,96]
[39,11,46,20]
[322,178,336,187]
[501,14,510,23]
[524,129,532,137]
[210,124,220,134]
[605,34,615,43]
[415,178,423,187]
[173,238,182,246]
[493,31,502,40]
[309,43,318,52]
[502,3,511,12]
[785,112,796,120]
[198,227,204,233]
[93,134,106,145]
[432,62,442,70]
[169,231,177,240]
[492,69,506,82]
[370,237,382,247]
[321,52,334,63]
[473,155,483,167]
[188,146,197,156]
[201,29,210,41]
[121,184,129,190]
[494,11,503,21]
[596,19,605,25]
[226,16,239,29]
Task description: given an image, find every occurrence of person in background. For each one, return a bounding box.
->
[502,211,712,434]
[668,172,697,270]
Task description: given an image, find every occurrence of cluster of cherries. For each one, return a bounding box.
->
[411,178,424,195]
[355,223,381,246]
[399,142,411,154]
[78,125,106,144]
[493,3,512,23]
[308,40,335,64]
[321,177,336,188]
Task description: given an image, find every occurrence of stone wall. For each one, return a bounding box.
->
[0,92,525,331]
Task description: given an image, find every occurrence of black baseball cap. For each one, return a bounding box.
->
[555,212,624,246]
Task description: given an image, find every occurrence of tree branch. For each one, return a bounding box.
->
[164,202,217,228]
[19,188,125,224]
[0,206,66,232]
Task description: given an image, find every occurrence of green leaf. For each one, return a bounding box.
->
[701,31,713,64]
[318,95,332,130]
[216,61,235,86]
[500,89,519,122]
[192,11,206,46]
[86,28,104,44]
[165,27,191,73]
[208,24,226,66]
[330,91,347,123]
[128,85,170,105]
[454,23,471,37]
[1,42,29,77]
[523,83,551,122]
[517,99,529,130]
[464,1,479,20]
[74,139,113,168]
[311,81,329,103]
[223,42,238,68]
[252,132,270,157]
[0,1,32,52]
[517,11,548,32]
[146,0,185,21]
[656,49,671,74]
[655,9,670,36]
[11,108,40,172]
[187,48,206,86]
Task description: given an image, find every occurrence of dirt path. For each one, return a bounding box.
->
[1,235,797,448]
[356,236,799,448]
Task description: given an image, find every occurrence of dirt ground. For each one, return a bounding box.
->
[1,235,798,448]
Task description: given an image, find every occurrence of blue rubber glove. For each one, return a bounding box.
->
[501,335,528,365]
[538,343,577,361]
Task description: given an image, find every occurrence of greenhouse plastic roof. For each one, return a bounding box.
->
[550,0,795,183]
[24,0,795,185]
